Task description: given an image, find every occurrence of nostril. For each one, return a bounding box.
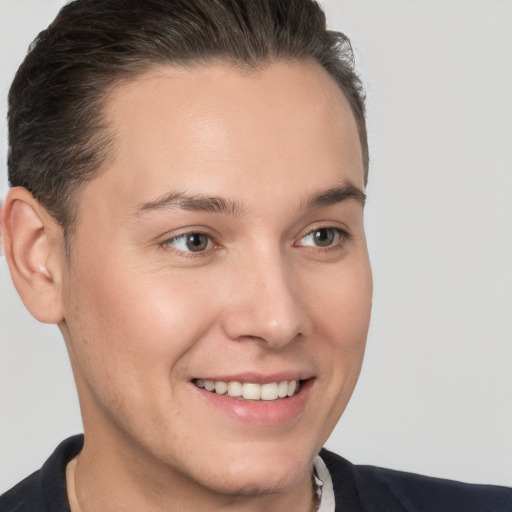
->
[219,271,310,347]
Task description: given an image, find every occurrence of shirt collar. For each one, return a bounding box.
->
[313,454,336,512]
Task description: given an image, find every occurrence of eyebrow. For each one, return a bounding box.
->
[304,180,366,210]
[135,191,246,217]
[135,179,365,217]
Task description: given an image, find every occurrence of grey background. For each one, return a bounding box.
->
[1,0,511,492]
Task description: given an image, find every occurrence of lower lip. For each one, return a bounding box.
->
[191,379,314,424]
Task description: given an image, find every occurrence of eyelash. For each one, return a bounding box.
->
[161,226,350,257]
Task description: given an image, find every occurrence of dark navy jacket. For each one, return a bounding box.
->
[1,435,510,511]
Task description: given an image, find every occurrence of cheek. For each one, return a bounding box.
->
[306,255,372,392]
[310,255,372,343]
[70,256,212,344]
[61,250,223,404]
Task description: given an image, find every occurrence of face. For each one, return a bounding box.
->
[58,61,372,498]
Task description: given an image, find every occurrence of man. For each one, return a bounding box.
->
[0,1,510,511]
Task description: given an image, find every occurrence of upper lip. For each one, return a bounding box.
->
[192,371,315,384]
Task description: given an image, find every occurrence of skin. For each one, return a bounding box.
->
[2,60,372,511]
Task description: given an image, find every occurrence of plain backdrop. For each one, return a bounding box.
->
[1,0,511,493]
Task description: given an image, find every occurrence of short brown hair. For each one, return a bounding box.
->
[8,0,368,240]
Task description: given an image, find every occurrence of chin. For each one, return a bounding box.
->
[183,442,315,497]
[200,461,308,497]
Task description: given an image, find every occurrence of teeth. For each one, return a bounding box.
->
[278,381,288,398]
[242,382,261,400]
[287,380,297,397]
[215,381,228,394]
[195,379,300,401]
[261,383,279,401]
[227,381,243,397]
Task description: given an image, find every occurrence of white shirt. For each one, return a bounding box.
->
[313,455,336,512]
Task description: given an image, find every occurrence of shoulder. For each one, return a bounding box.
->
[0,435,83,512]
[356,464,512,512]
[320,448,512,512]
[0,469,45,512]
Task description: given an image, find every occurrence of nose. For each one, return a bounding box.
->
[220,252,311,349]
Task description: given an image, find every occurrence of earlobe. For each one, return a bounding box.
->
[1,187,65,324]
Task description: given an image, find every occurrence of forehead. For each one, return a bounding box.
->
[84,60,363,215]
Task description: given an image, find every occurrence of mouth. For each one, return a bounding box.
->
[190,374,314,423]
[193,378,301,401]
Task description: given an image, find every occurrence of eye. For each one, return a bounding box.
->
[164,232,211,253]
[299,227,346,248]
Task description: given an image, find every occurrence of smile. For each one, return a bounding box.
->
[194,379,300,401]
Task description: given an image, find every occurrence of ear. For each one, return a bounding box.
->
[1,187,65,323]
